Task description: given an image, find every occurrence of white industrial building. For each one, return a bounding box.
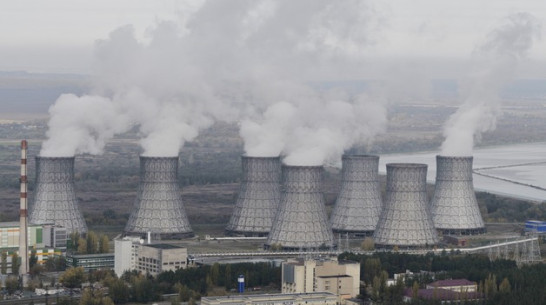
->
[114,237,188,277]
[281,257,360,303]
[201,292,338,305]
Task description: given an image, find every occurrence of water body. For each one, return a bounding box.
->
[378,142,546,202]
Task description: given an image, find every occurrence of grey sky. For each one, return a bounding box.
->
[0,0,544,76]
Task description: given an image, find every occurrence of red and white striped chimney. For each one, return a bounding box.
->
[19,140,29,275]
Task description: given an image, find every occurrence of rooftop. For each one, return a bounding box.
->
[405,288,483,301]
[428,279,476,287]
[145,243,184,250]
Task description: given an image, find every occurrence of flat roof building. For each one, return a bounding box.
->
[201,292,338,305]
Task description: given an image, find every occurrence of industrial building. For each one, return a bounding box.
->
[65,253,115,272]
[430,156,485,235]
[226,156,281,237]
[125,156,193,239]
[201,292,338,305]
[281,257,360,303]
[330,154,382,237]
[29,156,88,234]
[373,163,439,248]
[114,237,188,277]
[266,166,335,250]
[0,222,67,250]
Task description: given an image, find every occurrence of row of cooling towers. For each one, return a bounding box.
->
[27,154,485,249]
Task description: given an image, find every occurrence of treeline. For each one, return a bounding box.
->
[55,262,281,304]
[478,192,546,222]
[68,231,110,254]
[339,252,546,305]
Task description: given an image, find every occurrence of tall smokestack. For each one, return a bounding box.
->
[430,156,485,235]
[226,156,281,237]
[125,156,193,239]
[330,155,382,237]
[30,157,87,234]
[266,166,335,250]
[19,140,29,276]
[373,164,438,248]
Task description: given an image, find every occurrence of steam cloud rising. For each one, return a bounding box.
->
[40,0,388,164]
[440,13,540,156]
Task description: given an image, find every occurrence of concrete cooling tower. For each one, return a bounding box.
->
[373,163,438,248]
[30,157,87,234]
[430,156,485,235]
[125,156,193,239]
[266,166,335,250]
[330,155,382,237]
[226,156,281,237]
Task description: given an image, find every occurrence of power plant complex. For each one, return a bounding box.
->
[21,146,486,249]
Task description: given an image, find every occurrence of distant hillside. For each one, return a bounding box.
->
[0,71,89,114]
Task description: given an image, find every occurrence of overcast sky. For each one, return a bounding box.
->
[1,0,545,77]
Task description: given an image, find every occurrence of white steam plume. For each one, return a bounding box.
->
[40,0,387,160]
[441,13,540,156]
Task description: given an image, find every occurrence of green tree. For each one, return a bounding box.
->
[1,251,7,274]
[5,276,19,294]
[224,264,232,290]
[59,267,85,289]
[11,252,20,275]
[106,277,130,304]
[99,235,110,254]
[77,237,88,254]
[69,231,80,251]
[176,283,192,302]
[80,287,114,305]
[363,258,381,285]
[210,263,220,285]
[86,231,99,254]
[29,250,38,269]
[499,277,511,294]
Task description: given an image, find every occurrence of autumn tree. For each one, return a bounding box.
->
[99,235,110,253]
[59,267,85,289]
[77,237,87,254]
[86,231,99,254]
[11,252,20,275]
[1,251,7,274]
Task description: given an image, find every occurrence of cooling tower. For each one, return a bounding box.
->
[125,156,193,239]
[226,156,281,236]
[373,163,438,248]
[30,157,87,234]
[330,155,382,237]
[430,156,485,235]
[266,166,335,250]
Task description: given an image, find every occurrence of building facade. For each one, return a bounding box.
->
[66,253,115,272]
[114,237,188,277]
[281,257,360,302]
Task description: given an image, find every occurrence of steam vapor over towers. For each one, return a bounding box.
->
[430,156,485,234]
[19,140,29,276]
[266,166,335,250]
[330,155,382,237]
[30,157,87,234]
[226,156,281,236]
[125,156,193,239]
[373,164,438,248]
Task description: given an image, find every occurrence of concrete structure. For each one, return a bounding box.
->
[330,155,382,237]
[430,156,485,235]
[66,253,115,272]
[29,157,87,234]
[373,164,439,248]
[281,257,359,302]
[226,156,281,237]
[19,140,29,276]
[125,156,193,239]
[201,292,338,305]
[114,237,188,277]
[42,224,68,249]
[266,166,335,250]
